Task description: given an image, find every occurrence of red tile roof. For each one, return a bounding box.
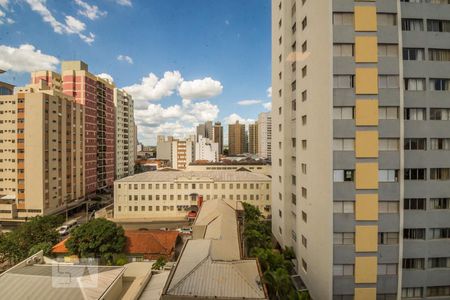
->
[51,230,180,256]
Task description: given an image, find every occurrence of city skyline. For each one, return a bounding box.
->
[0,0,272,145]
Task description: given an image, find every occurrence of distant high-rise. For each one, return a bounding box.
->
[248,122,259,154]
[0,81,84,219]
[258,112,272,159]
[228,121,246,156]
[272,1,450,299]
[114,88,135,179]
[196,121,213,141]
[156,135,173,161]
[213,121,224,154]
[195,136,219,162]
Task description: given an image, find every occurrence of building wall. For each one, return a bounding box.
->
[186,164,271,176]
[258,112,272,159]
[228,121,245,155]
[156,136,173,161]
[195,136,219,162]
[172,139,194,170]
[114,178,271,220]
[114,88,135,179]
[213,122,223,154]
[248,122,259,154]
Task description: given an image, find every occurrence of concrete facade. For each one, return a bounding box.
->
[114,88,135,179]
[228,121,246,155]
[171,138,195,170]
[248,122,259,154]
[195,135,219,162]
[258,112,272,160]
[213,121,224,154]
[0,82,84,220]
[272,1,450,299]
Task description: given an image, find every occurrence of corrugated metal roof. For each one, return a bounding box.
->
[115,170,270,183]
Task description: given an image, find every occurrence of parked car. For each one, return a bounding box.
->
[177,227,192,234]
[57,219,78,236]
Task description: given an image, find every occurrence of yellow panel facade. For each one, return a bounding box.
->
[355,256,378,283]
[355,225,378,252]
[355,163,378,189]
[355,131,379,158]
[354,6,377,32]
[355,36,378,63]
[355,194,379,221]
[355,288,377,300]
[355,68,378,95]
[356,99,378,126]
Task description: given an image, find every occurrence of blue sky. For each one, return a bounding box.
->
[0,0,271,145]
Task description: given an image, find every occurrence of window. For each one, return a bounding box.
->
[333,201,354,213]
[333,13,353,25]
[379,75,399,88]
[301,66,307,77]
[404,78,425,90]
[430,198,450,209]
[431,228,450,239]
[404,198,426,210]
[291,80,296,91]
[378,44,398,57]
[333,44,354,57]
[379,201,399,213]
[333,170,354,182]
[333,107,354,119]
[378,13,397,26]
[333,264,354,276]
[379,139,399,151]
[379,107,399,119]
[301,17,307,30]
[430,78,450,91]
[403,258,425,270]
[427,19,450,32]
[402,288,423,299]
[379,170,398,182]
[404,138,427,150]
[404,228,426,239]
[291,193,296,205]
[301,187,307,198]
[302,41,307,53]
[403,48,424,60]
[333,233,355,245]
[333,138,355,151]
[429,49,450,61]
[301,235,307,248]
[378,232,399,245]
[427,286,450,297]
[429,257,450,269]
[301,140,307,149]
[404,168,427,180]
[301,258,307,271]
[402,18,424,31]
[430,168,450,180]
[404,108,426,120]
[430,108,450,120]
[378,264,398,275]
[301,90,307,101]
[302,210,307,222]
[333,75,354,88]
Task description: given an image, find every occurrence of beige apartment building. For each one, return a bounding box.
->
[171,138,195,170]
[113,171,271,220]
[0,81,84,220]
[228,121,246,155]
[114,88,135,179]
[272,1,450,299]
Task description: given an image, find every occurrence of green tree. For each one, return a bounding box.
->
[263,268,293,300]
[0,215,62,264]
[66,218,126,264]
[243,202,263,222]
[151,256,167,270]
[28,242,53,257]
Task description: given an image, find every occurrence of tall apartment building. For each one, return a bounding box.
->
[33,61,116,195]
[196,121,213,141]
[213,121,224,154]
[0,81,84,220]
[272,1,450,299]
[258,112,272,160]
[228,121,246,155]
[248,122,259,154]
[114,88,135,179]
[195,135,219,162]
[171,138,195,170]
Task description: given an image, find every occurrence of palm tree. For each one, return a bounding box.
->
[263,268,292,300]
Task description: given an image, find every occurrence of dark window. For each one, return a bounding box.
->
[404,198,426,210]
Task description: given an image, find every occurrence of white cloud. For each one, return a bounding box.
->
[237,99,262,106]
[263,102,272,111]
[223,113,254,126]
[0,44,59,72]
[0,0,8,9]
[179,77,223,99]
[25,0,95,44]
[266,86,272,97]
[116,0,132,6]
[117,54,133,64]
[97,73,114,83]
[124,71,183,103]
[74,0,107,20]
[135,99,219,145]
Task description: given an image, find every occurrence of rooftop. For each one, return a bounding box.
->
[115,170,270,183]
[162,199,267,299]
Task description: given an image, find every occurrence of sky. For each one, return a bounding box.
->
[0,0,272,145]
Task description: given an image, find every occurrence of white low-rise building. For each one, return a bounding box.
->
[114,171,271,220]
